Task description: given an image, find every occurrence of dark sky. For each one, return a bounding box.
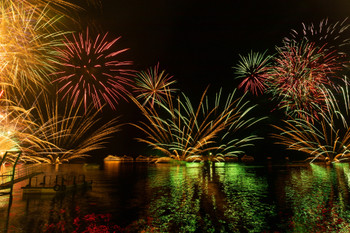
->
[86,0,350,158]
[94,0,350,92]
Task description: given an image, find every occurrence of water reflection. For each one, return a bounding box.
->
[146,163,202,232]
[215,164,275,232]
[285,163,350,232]
[0,163,350,232]
[145,163,275,232]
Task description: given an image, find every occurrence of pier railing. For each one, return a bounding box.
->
[0,164,44,189]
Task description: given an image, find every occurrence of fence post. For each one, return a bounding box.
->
[9,151,22,195]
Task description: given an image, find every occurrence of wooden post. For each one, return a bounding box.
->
[9,151,22,195]
[0,151,8,168]
[28,177,32,187]
[42,176,46,186]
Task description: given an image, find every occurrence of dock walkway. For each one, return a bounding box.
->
[0,164,44,193]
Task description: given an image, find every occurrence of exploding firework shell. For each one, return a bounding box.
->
[0,3,66,93]
[266,40,343,120]
[134,63,177,107]
[273,77,350,163]
[53,28,135,111]
[234,50,272,95]
[283,18,350,56]
[131,88,264,161]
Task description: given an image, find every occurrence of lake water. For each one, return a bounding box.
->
[0,162,350,232]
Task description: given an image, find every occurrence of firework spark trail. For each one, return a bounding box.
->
[1,0,89,29]
[0,97,56,163]
[283,18,350,56]
[0,1,125,164]
[11,92,122,164]
[0,3,66,93]
[1,0,79,9]
[273,77,350,163]
[233,50,271,95]
[133,63,177,107]
[267,41,343,120]
[131,88,264,161]
[53,28,135,111]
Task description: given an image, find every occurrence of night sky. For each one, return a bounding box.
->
[85,0,350,159]
[96,0,350,91]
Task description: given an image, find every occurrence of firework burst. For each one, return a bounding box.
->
[0,98,56,163]
[0,3,66,93]
[133,63,177,107]
[1,0,79,9]
[0,109,21,155]
[272,77,350,163]
[52,28,135,111]
[2,0,80,24]
[13,93,122,164]
[267,40,343,119]
[233,50,271,95]
[131,88,264,161]
[283,18,350,56]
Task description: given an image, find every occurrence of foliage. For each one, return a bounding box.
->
[43,207,157,233]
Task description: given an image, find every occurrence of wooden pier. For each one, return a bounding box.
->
[0,167,43,190]
[0,151,93,196]
[0,151,44,195]
[21,174,92,194]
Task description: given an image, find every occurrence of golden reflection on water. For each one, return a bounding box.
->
[103,161,121,174]
[0,164,103,232]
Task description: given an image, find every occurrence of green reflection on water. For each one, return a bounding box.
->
[147,164,202,232]
[285,163,350,232]
[147,163,275,232]
[216,164,275,232]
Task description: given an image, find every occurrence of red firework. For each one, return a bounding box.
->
[283,18,350,56]
[234,51,271,95]
[52,28,135,111]
[267,41,343,119]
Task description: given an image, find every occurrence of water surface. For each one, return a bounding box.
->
[0,162,349,232]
